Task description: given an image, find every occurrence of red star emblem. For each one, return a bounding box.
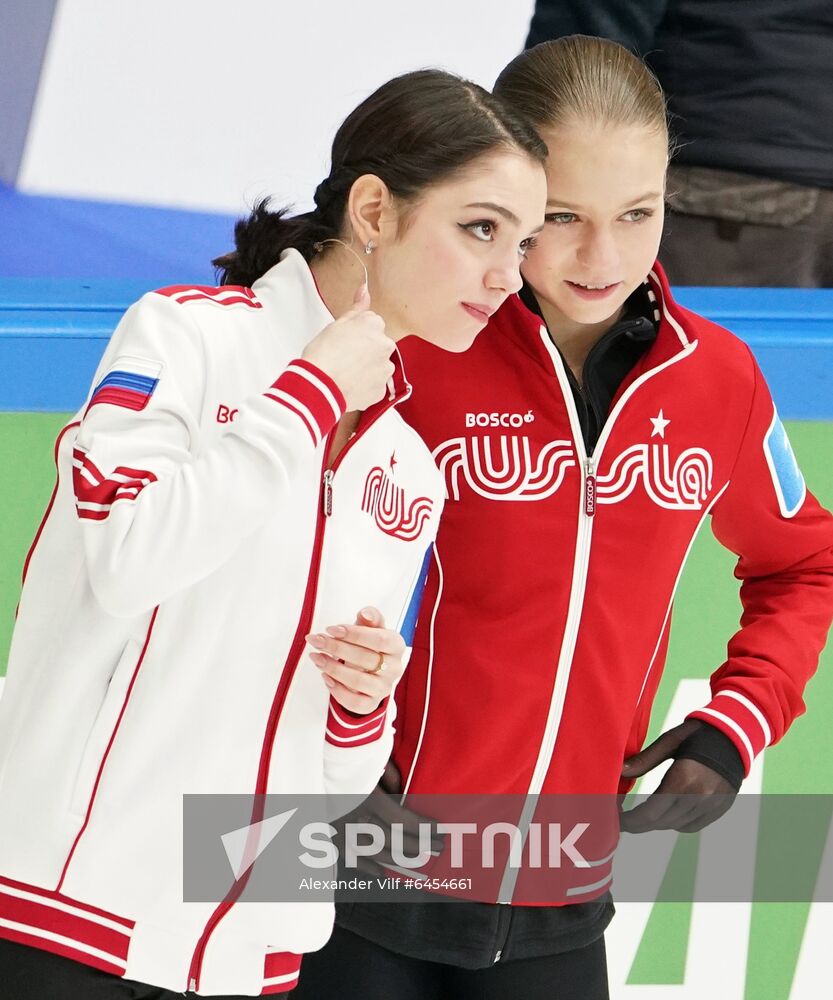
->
[389,452,398,474]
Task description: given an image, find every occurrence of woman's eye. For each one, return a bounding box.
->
[519,236,539,258]
[462,221,496,242]
[545,212,577,225]
[622,208,652,222]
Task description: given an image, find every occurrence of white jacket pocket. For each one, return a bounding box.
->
[70,638,142,818]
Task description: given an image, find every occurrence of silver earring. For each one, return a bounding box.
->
[364,241,375,255]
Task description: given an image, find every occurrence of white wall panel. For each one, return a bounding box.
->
[19,0,534,212]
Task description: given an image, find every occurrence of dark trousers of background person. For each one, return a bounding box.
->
[0,938,253,1000]
[661,165,833,288]
[292,925,609,1000]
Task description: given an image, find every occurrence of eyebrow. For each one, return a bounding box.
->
[465,202,521,224]
[546,191,664,210]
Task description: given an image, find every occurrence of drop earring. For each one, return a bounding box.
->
[311,238,370,289]
[364,241,375,255]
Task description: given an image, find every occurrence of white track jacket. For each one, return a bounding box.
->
[0,250,444,994]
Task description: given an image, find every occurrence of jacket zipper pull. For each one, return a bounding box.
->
[322,469,334,517]
[584,458,596,517]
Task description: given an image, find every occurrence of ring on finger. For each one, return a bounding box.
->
[366,651,385,675]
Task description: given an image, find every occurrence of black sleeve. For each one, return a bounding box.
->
[525,0,670,55]
[674,722,746,792]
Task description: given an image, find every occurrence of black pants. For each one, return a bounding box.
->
[293,925,609,1000]
[0,938,252,1000]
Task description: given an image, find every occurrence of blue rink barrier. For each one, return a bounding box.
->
[0,279,832,418]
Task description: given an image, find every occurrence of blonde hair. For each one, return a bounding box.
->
[494,35,671,152]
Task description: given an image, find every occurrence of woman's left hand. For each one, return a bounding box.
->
[306,606,406,714]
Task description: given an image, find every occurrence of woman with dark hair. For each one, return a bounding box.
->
[0,69,546,999]
[296,37,833,1000]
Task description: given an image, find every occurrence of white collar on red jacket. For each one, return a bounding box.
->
[646,260,694,350]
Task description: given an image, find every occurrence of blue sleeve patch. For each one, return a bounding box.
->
[763,408,806,518]
[399,546,434,647]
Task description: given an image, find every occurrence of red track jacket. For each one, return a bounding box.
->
[389,264,833,903]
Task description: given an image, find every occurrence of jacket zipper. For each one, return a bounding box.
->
[322,469,334,516]
[188,386,406,992]
[492,903,513,963]
[497,326,694,902]
[497,340,595,902]
[584,457,596,517]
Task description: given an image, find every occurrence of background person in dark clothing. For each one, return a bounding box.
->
[526,0,833,287]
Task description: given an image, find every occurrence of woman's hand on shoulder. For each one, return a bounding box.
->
[302,283,395,412]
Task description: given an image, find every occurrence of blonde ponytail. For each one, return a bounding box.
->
[495,35,672,152]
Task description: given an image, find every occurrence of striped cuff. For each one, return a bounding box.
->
[263,359,346,447]
[262,950,302,994]
[686,689,773,776]
[325,697,389,748]
[0,874,134,978]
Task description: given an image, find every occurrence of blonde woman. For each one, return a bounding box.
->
[296,37,833,1000]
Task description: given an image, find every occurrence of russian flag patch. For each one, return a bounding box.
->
[763,407,806,519]
[88,357,162,413]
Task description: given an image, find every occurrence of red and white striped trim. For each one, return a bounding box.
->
[564,870,613,898]
[264,360,346,448]
[155,284,262,309]
[72,449,157,521]
[648,266,691,349]
[687,689,772,775]
[0,875,133,977]
[0,877,305,992]
[261,949,302,994]
[325,697,388,747]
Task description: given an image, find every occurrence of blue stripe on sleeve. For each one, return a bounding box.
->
[400,546,434,647]
[93,371,159,396]
[764,411,806,518]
